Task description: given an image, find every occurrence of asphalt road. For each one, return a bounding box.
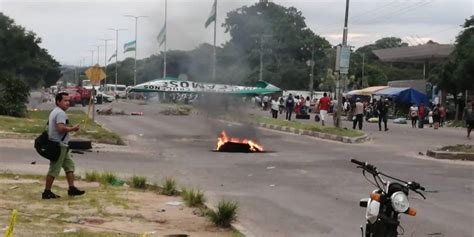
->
[3,97,473,237]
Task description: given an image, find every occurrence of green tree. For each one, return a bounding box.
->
[0,13,61,88]
[221,1,332,89]
[0,75,29,117]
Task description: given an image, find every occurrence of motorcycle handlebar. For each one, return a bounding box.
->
[351,159,365,166]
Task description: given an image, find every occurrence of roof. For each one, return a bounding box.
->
[372,44,454,63]
[348,86,389,96]
[374,87,429,105]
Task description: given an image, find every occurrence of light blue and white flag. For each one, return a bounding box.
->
[123,40,136,53]
[108,51,117,62]
[157,24,166,46]
[204,0,216,28]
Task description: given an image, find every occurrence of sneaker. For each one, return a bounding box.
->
[42,190,60,199]
[68,186,85,196]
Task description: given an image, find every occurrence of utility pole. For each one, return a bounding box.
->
[92,45,102,66]
[362,53,365,88]
[335,0,351,128]
[125,15,149,86]
[257,34,272,82]
[88,50,94,66]
[310,44,315,99]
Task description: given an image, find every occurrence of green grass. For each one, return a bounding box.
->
[84,170,123,186]
[439,144,474,153]
[181,188,206,207]
[160,177,178,196]
[129,175,147,189]
[207,199,239,228]
[0,110,124,145]
[252,115,365,138]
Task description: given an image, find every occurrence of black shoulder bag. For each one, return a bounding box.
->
[34,122,67,162]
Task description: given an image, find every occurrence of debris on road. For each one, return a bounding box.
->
[131,112,144,116]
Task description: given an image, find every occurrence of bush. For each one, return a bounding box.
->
[85,170,101,182]
[181,188,206,207]
[0,77,29,117]
[130,175,147,189]
[101,172,118,185]
[160,177,178,196]
[207,200,238,228]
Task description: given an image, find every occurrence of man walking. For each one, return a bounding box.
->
[463,100,473,139]
[352,98,364,130]
[43,92,85,199]
[285,94,295,121]
[377,98,389,131]
[318,93,331,126]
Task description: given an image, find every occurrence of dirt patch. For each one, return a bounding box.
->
[0,175,238,236]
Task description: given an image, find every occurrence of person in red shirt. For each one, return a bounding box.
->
[418,103,426,128]
[318,93,331,126]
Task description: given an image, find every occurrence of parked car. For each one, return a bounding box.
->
[64,88,82,107]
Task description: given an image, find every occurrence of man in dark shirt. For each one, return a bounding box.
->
[285,94,295,121]
[377,98,389,131]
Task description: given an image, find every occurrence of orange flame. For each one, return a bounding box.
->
[216,131,263,152]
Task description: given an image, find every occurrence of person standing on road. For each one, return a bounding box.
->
[270,97,279,119]
[43,92,85,199]
[418,103,426,128]
[463,100,474,139]
[439,104,446,127]
[318,93,331,126]
[352,98,364,130]
[285,94,295,121]
[432,104,440,129]
[409,103,419,128]
[377,98,389,131]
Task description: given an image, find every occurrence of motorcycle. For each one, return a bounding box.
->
[351,159,427,237]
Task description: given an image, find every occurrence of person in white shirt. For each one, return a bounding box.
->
[352,98,364,130]
[409,103,419,128]
[271,97,279,119]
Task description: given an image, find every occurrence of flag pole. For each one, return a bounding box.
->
[163,0,168,78]
[212,0,217,81]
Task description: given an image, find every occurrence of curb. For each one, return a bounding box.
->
[426,150,474,161]
[256,122,369,144]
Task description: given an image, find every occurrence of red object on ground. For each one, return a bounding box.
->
[319,96,330,111]
[131,112,144,116]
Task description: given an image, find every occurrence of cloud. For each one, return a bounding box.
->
[0,0,470,65]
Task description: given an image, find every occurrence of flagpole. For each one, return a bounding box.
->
[212,0,217,81]
[125,15,149,86]
[163,0,168,78]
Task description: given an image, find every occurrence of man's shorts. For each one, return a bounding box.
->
[320,110,328,121]
[47,146,75,178]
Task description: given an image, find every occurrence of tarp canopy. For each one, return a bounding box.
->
[348,86,389,96]
[374,87,429,105]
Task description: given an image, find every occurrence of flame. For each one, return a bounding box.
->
[216,131,263,152]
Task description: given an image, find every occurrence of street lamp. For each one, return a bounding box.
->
[108,28,127,89]
[91,45,103,66]
[100,38,113,87]
[124,15,149,86]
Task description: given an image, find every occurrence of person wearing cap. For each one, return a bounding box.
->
[352,98,364,130]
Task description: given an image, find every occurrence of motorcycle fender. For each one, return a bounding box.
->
[365,199,380,224]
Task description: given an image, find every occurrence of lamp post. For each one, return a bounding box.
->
[108,28,127,90]
[124,15,149,86]
[100,38,113,87]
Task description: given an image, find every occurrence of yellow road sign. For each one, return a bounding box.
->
[85,64,106,86]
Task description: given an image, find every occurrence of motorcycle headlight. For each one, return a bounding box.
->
[391,191,409,213]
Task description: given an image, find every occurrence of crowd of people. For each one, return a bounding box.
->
[259,93,473,139]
